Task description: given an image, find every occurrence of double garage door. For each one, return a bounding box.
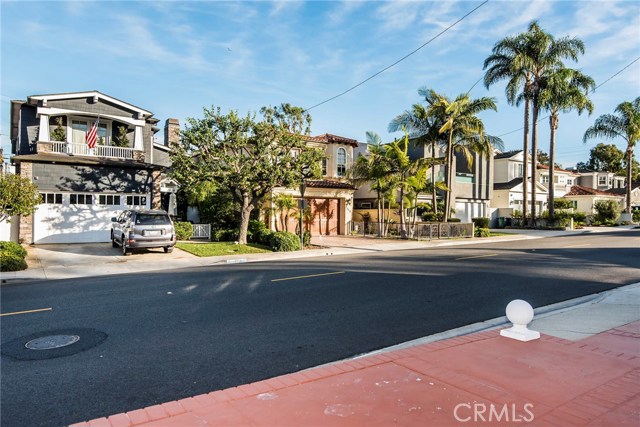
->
[285,198,340,236]
[32,193,148,244]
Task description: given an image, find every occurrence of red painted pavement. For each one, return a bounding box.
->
[71,322,640,427]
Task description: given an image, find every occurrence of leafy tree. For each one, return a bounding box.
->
[113,126,130,148]
[0,173,41,223]
[51,117,66,142]
[584,97,640,213]
[538,67,595,219]
[585,143,625,173]
[170,104,324,244]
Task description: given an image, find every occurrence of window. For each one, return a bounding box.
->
[126,195,147,206]
[70,194,93,205]
[98,195,121,205]
[360,202,372,209]
[71,120,88,144]
[567,178,573,185]
[322,158,327,176]
[40,193,62,204]
[598,176,607,186]
[336,148,346,177]
[608,177,613,186]
[97,123,109,145]
[542,175,549,184]
[135,213,171,225]
[515,163,523,178]
[71,118,110,145]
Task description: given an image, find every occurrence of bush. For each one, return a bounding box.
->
[571,211,587,224]
[472,217,490,228]
[421,212,438,222]
[474,227,491,237]
[0,241,28,272]
[448,217,461,223]
[212,229,239,242]
[1,253,27,272]
[0,241,27,258]
[594,200,620,223]
[268,231,300,252]
[174,222,193,240]
[633,210,640,223]
[552,199,574,210]
[254,229,274,246]
[303,230,311,247]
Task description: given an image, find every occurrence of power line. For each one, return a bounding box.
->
[497,55,640,138]
[304,0,489,112]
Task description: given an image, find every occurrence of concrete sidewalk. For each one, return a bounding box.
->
[71,283,640,427]
[3,226,619,282]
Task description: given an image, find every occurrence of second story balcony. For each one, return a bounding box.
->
[37,140,144,161]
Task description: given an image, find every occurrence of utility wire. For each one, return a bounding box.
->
[304,0,489,112]
[497,55,640,138]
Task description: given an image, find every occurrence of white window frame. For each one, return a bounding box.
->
[542,175,549,184]
[125,195,148,207]
[70,193,94,205]
[40,192,63,204]
[68,116,112,145]
[598,176,607,186]
[336,147,347,177]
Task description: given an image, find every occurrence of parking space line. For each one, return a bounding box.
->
[455,253,499,261]
[272,271,345,282]
[0,307,52,317]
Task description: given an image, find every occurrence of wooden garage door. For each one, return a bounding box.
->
[285,198,340,236]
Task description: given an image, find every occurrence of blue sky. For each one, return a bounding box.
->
[1,0,639,168]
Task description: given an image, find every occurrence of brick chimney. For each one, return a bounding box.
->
[164,118,180,147]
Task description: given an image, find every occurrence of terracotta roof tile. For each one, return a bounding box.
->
[306,134,359,147]
[306,179,355,190]
[565,185,621,197]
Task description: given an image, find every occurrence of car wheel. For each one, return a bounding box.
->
[164,246,174,253]
[122,240,131,256]
[111,232,118,248]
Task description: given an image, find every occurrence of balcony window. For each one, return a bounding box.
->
[337,148,346,177]
[71,120,88,144]
[71,118,110,145]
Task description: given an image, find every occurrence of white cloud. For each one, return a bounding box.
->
[327,1,366,26]
[375,1,422,32]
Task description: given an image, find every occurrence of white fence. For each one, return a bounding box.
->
[191,224,211,239]
[350,221,474,240]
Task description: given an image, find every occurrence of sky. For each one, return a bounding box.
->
[1,0,639,168]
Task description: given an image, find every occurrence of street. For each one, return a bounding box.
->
[1,230,639,427]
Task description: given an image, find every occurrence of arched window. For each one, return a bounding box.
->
[337,148,346,177]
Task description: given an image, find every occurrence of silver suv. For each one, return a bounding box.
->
[111,209,176,255]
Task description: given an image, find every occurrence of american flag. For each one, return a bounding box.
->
[86,117,100,149]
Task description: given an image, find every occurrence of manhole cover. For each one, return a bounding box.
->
[1,328,107,360]
[25,335,80,350]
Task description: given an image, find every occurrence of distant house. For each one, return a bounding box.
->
[576,170,625,191]
[491,150,548,224]
[563,185,623,214]
[10,91,176,244]
[602,183,640,213]
[537,164,579,198]
[268,134,356,236]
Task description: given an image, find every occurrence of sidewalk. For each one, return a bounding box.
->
[71,283,640,427]
[2,226,613,282]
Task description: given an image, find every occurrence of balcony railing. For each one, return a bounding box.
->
[40,141,141,161]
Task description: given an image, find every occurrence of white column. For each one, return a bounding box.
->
[133,126,144,150]
[38,114,50,141]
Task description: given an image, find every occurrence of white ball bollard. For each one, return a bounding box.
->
[500,299,540,342]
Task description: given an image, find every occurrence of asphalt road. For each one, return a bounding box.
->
[1,230,639,427]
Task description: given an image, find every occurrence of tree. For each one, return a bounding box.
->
[170,104,324,244]
[273,194,296,232]
[0,173,41,223]
[584,97,640,214]
[538,67,595,219]
[113,126,130,148]
[51,117,66,142]
[586,143,625,173]
[348,132,392,236]
[485,21,585,225]
[424,90,498,222]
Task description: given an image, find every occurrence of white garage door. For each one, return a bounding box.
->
[33,193,148,244]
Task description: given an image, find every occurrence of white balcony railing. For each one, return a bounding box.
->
[48,142,137,160]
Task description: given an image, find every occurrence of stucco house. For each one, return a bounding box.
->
[563,185,624,215]
[537,164,579,198]
[268,133,356,236]
[10,91,176,244]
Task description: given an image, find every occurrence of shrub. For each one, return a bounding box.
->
[303,230,311,247]
[474,227,491,237]
[472,217,490,228]
[448,217,461,223]
[268,231,300,252]
[552,199,574,210]
[571,211,587,224]
[0,241,28,272]
[0,241,27,258]
[594,200,620,223]
[421,212,437,222]
[633,210,640,223]
[1,253,27,272]
[254,229,274,246]
[212,229,239,242]
[174,222,193,240]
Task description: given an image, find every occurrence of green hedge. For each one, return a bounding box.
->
[174,222,193,240]
[0,241,28,272]
[474,227,491,237]
[268,231,300,252]
[472,217,490,228]
[448,217,461,223]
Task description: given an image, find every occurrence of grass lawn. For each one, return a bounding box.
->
[489,231,513,237]
[176,242,272,257]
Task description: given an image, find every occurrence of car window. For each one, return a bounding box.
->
[135,214,171,225]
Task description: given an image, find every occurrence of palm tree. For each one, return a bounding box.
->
[484,21,585,225]
[484,32,533,222]
[584,97,640,215]
[538,68,595,219]
[348,132,391,236]
[424,90,498,222]
[389,90,447,218]
[273,194,296,232]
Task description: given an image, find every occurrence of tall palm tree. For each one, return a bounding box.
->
[484,32,533,222]
[424,90,498,222]
[538,68,595,219]
[584,97,640,214]
[485,21,585,225]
